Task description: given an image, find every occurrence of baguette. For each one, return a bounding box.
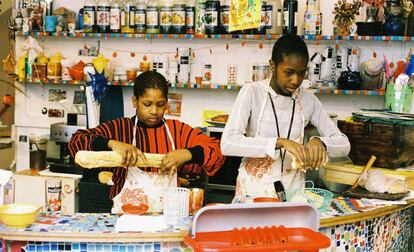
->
[75,151,165,169]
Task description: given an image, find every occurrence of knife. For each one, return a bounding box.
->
[274,180,286,202]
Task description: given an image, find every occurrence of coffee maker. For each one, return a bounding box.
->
[48,122,85,174]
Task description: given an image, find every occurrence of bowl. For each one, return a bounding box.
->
[253,197,281,203]
[0,204,40,228]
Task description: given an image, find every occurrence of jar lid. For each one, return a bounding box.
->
[49,52,62,63]
[36,53,49,64]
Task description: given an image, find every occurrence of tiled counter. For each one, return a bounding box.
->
[0,201,413,252]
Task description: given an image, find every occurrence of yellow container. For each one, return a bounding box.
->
[36,53,49,64]
[0,204,40,228]
[17,55,27,79]
[92,54,109,74]
[47,52,63,79]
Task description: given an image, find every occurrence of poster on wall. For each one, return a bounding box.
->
[165,93,183,116]
[229,0,261,32]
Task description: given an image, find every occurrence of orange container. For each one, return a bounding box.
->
[253,197,281,203]
[184,225,330,252]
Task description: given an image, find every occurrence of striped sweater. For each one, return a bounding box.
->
[68,116,225,199]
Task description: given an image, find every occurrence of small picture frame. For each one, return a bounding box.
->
[73,91,86,105]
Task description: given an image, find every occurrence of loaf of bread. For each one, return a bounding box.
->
[211,114,229,122]
[75,151,165,169]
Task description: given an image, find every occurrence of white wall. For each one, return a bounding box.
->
[12,0,408,170]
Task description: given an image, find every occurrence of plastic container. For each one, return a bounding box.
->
[163,187,189,225]
[184,202,330,251]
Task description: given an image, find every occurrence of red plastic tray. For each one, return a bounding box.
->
[184,225,330,252]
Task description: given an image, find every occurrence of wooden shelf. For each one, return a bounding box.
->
[16,31,414,42]
[18,79,385,95]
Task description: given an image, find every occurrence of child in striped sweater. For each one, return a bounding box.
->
[68,71,225,213]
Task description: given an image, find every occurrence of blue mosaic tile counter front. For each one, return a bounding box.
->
[22,241,193,252]
[0,205,413,252]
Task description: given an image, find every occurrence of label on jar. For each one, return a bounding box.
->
[110,6,121,30]
[147,6,159,29]
[266,5,272,29]
[129,6,135,27]
[172,5,185,30]
[220,5,230,31]
[135,7,146,31]
[205,3,218,28]
[97,5,110,27]
[196,3,206,34]
[84,6,96,27]
[185,6,195,30]
[160,6,172,29]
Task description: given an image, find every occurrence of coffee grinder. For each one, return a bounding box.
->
[48,122,85,174]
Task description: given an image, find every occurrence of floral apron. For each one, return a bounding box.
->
[233,88,305,203]
[112,117,177,213]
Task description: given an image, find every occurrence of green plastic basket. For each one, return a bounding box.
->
[285,182,334,213]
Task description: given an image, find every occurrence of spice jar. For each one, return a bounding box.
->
[205,0,220,34]
[172,3,186,34]
[47,52,63,80]
[202,63,212,84]
[140,59,151,72]
[252,63,268,82]
[61,59,73,81]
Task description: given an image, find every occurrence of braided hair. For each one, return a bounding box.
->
[271,34,309,65]
[134,71,169,100]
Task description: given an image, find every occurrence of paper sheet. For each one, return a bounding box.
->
[115,215,168,232]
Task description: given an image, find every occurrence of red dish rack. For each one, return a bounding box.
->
[184,202,331,252]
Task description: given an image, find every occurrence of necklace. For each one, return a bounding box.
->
[268,93,296,172]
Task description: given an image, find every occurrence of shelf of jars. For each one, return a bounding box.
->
[15,31,414,42]
[17,78,385,96]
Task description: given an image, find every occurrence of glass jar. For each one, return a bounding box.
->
[202,63,212,84]
[47,53,63,80]
[172,3,186,34]
[205,0,219,34]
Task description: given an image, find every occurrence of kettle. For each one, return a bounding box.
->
[69,60,85,81]
[337,69,363,90]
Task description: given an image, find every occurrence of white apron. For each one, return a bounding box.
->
[112,117,177,213]
[233,88,305,203]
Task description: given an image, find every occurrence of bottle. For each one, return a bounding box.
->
[172,1,186,34]
[160,0,173,34]
[220,0,230,34]
[15,11,23,31]
[256,1,267,34]
[135,0,146,33]
[84,0,96,33]
[407,5,414,36]
[195,0,206,35]
[147,0,160,33]
[266,0,282,34]
[97,0,110,33]
[185,0,195,34]
[282,0,297,34]
[121,0,135,33]
[303,0,322,35]
[205,0,220,34]
[110,0,122,33]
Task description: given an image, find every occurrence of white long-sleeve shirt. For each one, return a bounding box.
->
[221,79,350,199]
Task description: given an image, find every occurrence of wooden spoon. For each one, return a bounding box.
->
[351,155,377,190]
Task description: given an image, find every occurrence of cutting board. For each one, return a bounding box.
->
[342,186,408,200]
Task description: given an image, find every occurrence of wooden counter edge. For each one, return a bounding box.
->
[320,199,414,227]
[0,230,187,243]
